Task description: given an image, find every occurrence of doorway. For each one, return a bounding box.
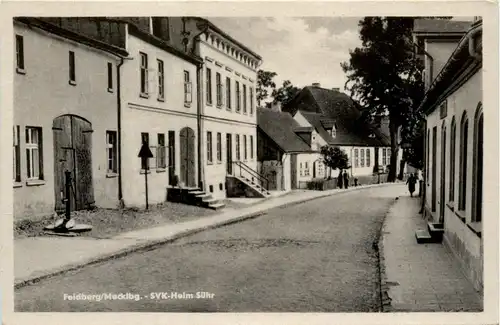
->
[226,133,232,174]
[180,127,196,187]
[53,115,95,212]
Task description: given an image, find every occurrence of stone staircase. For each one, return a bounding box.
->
[166,187,225,210]
[415,222,444,244]
[227,161,272,198]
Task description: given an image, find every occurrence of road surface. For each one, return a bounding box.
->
[16,186,403,312]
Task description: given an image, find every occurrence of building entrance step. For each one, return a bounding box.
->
[415,229,442,244]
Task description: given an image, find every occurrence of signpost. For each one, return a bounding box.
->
[138,142,154,210]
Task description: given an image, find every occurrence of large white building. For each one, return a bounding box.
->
[180,18,264,199]
[414,18,483,292]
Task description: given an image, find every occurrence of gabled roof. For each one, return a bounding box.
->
[284,86,390,147]
[294,126,314,132]
[300,111,385,147]
[413,19,471,34]
[298,111,336,145]
[257,108,312,153]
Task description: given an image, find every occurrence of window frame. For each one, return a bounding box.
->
[366,148,370,167]
[157,133,167,170]
[206,67,213,105]
[140,52,149,96]
[250,86,254,115]
[106,130,118,174]
[250,135,254,159]
[25,126,43,180]
[184,70,192,105]
[226,76,232,110]
[107,62,114,92]
[69,51,76,85]
[216,72,223,107]
[216,132,222,163]
[243,84,247,114]
[236,81,241,112]
[449,117,456,202]
[207,131,213,164]
[360,149,365,167]
[157,59,165,101]
[13,125,21,182]
[16,34,25,73]
[236,134,240,160]
[458,115,468,211]
[354,148,359,168]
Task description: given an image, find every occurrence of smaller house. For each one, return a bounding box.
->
[257,105,321,191]
[284,84,401,184]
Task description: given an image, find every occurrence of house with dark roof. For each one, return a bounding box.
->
[283,84,401,181]
[257,105,331,191]
[413,18,471,90]
[414,18,483,294]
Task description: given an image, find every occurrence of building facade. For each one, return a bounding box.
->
[415,19,483,292]
[283,84,398,184]
[119,19,202,207]
[13,17,128,220]
[179,18,263,199]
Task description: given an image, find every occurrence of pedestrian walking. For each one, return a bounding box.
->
[343,170,349,189]
[406,173,417,197]
[417,170,424,197]
[337,169,343,189]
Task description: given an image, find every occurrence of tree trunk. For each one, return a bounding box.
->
[398,159,406,180]
[388,121,399,182]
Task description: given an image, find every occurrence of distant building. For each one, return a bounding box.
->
[414,18,483,292]
[257,106,319,191]
[282,84,400,184]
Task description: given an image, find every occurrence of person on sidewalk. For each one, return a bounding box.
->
[343,171,349,189]
[337,170,343,189]
[406,173,417,197]
[417,170,424,197]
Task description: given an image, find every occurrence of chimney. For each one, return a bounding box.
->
[332,87,340,91]
[270,101,282,112]
[312,82,321,88]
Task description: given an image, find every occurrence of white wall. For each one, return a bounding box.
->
[120,34,199,207]
[198,34,259,199]
[13,22,121,219]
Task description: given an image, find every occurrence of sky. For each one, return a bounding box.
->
[209,17,363,94]
[208,16,476,98]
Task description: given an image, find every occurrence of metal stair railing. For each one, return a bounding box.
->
[233,161,270,191]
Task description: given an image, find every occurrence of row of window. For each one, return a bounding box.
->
[206,67,255,115]
[139,131,177,171]
[206,132,254,164]
[353,148,391,169]
[426,104,483,223]
[12,127,177,183]
[299,161,311,177]
[16,35,115,92]
[139,52,193,105]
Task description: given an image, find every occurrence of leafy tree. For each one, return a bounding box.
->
[321,146,350,178]
[272,80,301,107]
[341,17,425,182]
[256,70,277,107]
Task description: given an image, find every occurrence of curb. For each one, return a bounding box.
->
[15,182,403,289]
[378,197,399,312]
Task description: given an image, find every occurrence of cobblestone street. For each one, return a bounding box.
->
[16,186,401,312]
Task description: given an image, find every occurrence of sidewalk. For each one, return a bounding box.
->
[380,195,483,312]
[15,182,397,288]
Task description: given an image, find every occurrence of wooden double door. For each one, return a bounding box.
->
[53,115,95,212]
[179,127,196,187]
